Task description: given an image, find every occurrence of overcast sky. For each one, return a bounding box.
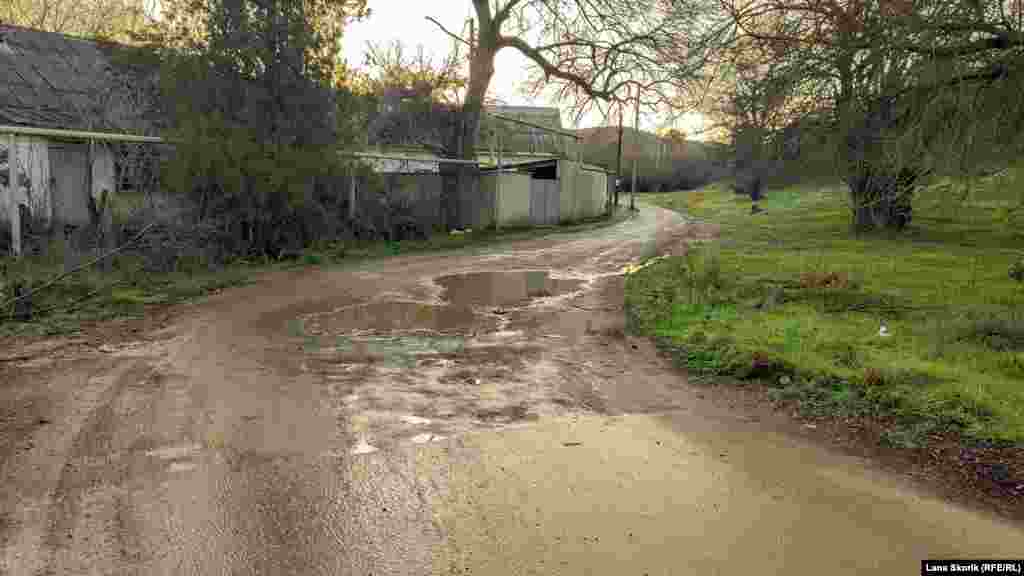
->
[342,1,707,138]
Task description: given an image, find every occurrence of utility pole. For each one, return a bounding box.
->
[615,100,623,208]
[630,86,639,212]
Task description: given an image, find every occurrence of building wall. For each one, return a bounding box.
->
[556,160,609,222]
[1,137,119,228]
[577,169,609,219]
[0,135,51,226]
[482,172,531,227]
[529,178,560,226]
[558,160,578,223]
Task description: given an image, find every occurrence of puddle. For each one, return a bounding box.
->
[322,334,467,367]
[435,271,584,308]
[304,302,486,336]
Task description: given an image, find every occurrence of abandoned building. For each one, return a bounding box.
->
[0,23,162,235]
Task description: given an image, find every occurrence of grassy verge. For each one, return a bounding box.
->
[626,177,1024,448]
[0,207,632,339]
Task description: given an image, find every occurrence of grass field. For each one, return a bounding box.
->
[626,171,1024,446]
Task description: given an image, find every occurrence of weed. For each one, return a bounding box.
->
[956,311,1024,352]
[302,252,325,266]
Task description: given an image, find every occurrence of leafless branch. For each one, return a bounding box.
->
[424,16,472,48]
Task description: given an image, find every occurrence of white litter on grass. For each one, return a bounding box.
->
[401,415,432,426]
[351,439,378,455]
[879,324,891,337]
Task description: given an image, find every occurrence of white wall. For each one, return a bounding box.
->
[0,135,52,226]
[1,137,117,228]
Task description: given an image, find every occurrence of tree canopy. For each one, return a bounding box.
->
[696,0,1024,228]
[153,0,370,255]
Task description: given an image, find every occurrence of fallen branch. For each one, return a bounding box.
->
[0,221,158,312]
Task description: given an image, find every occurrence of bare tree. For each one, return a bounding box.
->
[425,0,717,163]
[1,0,155,42]
[359,40,469,156]
[702,31,808,200]
[714,0,1024,230]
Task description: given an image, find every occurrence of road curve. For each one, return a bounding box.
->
[0,205,1020,575]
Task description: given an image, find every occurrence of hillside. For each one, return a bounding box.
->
[575,126,717,175]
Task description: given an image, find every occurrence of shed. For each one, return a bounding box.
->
[0,24,161,231]
[480,155,611,227]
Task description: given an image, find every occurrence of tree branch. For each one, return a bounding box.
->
[498,33,615,100]
[424,16,472,47]
[493,0,526,27]
[901,32,1024,58]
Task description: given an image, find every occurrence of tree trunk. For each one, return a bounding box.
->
[846,164,916,232]
[450,25,495,231]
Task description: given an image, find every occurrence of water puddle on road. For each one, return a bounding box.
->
[434,270,584,308]
[299,302,501,367]
[304,301,486,336]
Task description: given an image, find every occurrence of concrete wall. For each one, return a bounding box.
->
[482,172,531,227]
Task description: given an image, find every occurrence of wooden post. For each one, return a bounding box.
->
[8,133,20,257]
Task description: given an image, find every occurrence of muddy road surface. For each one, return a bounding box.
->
[1,206,1021,575]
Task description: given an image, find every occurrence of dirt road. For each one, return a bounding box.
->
[1,205,1021,575]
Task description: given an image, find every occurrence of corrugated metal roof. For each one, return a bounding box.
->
[0,24,159,132]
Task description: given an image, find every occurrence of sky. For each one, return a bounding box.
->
[342,0,707,139]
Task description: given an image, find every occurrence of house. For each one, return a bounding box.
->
[0,23,161,233]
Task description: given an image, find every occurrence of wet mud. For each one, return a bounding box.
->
[435,270,584,308]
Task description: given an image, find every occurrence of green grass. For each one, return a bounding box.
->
[627,172,1024,446]
[0,207,632,338]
